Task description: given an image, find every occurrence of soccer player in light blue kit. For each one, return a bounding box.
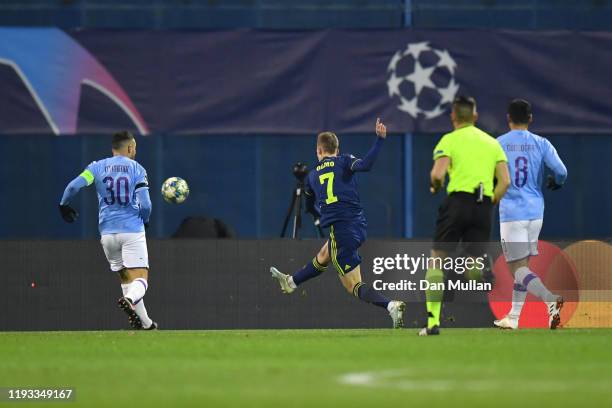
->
[59,131,156,330]
[495,99,567,330]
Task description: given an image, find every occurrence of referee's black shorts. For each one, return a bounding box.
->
[433,192,493,256]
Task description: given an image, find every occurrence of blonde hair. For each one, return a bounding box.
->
[317,131,339,154]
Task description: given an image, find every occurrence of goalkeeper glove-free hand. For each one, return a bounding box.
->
[59,204,78,223]
[546,175,562,191]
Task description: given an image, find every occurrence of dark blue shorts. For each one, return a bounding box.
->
[328,220,367,275]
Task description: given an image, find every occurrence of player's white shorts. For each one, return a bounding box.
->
[500,219,543,262]
[100,232,149,272]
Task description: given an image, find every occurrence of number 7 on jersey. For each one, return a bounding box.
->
[319,172,338,204]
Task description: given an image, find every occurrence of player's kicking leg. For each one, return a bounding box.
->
[271,241,329,294]
[271,239,405,328]
[330,225,405,329]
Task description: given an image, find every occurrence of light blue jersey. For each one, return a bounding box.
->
[497,130,567,222]
[83,156,149,235]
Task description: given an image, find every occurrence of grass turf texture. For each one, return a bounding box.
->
[1,329,611,408]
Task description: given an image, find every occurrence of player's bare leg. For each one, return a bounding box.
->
[339,266,405,329]
[271,241,329,294]
[118,268,156,330]
[419,249,445,336]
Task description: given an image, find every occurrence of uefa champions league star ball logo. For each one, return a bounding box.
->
[387,41,460,119]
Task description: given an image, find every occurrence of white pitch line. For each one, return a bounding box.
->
[338,369,608,392]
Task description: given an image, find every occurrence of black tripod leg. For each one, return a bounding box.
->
[280,190,298,237]
[291,189,303,239]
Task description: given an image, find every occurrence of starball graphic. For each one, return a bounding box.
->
[387,41,460,120]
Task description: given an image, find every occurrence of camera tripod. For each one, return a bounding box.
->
[280,179,324,239]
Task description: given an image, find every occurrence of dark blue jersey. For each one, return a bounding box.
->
[305,137,384,227]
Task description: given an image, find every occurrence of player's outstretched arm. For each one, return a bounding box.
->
[136,188,152,225]
[351,118,387,172]
[59,174,89,223]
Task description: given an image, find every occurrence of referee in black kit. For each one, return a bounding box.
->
[419,96,511,336]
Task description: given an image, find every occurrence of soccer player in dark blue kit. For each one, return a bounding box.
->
[271,119,406,328]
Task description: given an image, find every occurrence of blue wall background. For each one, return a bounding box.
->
[0,133,404,239]
[1,0,611,240]
[0,131,609,240]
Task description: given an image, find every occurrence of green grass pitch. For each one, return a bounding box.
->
[1,329,611,407]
